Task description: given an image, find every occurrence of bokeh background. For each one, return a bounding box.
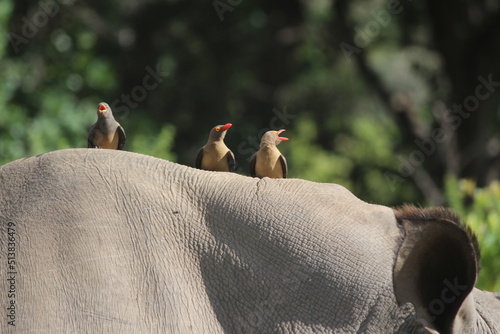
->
[1,0,499,290]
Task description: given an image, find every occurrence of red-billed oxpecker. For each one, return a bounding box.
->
[250,129,289,178]
[196,123,235,172]
[88,102,126,150]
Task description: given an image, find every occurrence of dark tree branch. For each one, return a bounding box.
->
[424,0,500,186]
[333,0,430,144]
[412,168,445,206]
[334,0,444,204]
[432,101,460,175]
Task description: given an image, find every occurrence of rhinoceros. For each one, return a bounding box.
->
[0,149,499,333]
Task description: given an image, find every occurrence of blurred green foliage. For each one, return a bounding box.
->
[0,0,499,292]
[446,176,500,291]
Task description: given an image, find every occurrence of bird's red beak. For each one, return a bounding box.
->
[98,104,107,114]
[277,129,288,141]
[221,123,232,131]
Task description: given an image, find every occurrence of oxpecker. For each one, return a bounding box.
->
[250,129,289,178]
[88,102,126,150]
[196,123,235,172]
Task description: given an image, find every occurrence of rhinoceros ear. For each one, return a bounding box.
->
[393,205,479,334]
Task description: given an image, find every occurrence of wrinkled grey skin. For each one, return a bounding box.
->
[0,149,499,333]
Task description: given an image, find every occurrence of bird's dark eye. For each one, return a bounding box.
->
[215,127,221,131]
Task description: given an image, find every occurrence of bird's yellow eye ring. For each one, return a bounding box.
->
[273,131,277,135]
[215,127,221,131]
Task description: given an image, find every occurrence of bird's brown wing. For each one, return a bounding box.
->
[195,148,204,169]
[87,124,97,148]
[117,125,126,150]
[279,154,288,178]
[249,153,257,177]
[227,150,236,172]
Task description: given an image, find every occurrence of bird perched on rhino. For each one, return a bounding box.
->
[196,123,235,172]
[87,102,126,150]
[250,129,289,178]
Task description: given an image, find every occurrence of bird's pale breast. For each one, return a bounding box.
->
[255,147,284,178]
[201,143,231,172]
[93,129,120,149]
